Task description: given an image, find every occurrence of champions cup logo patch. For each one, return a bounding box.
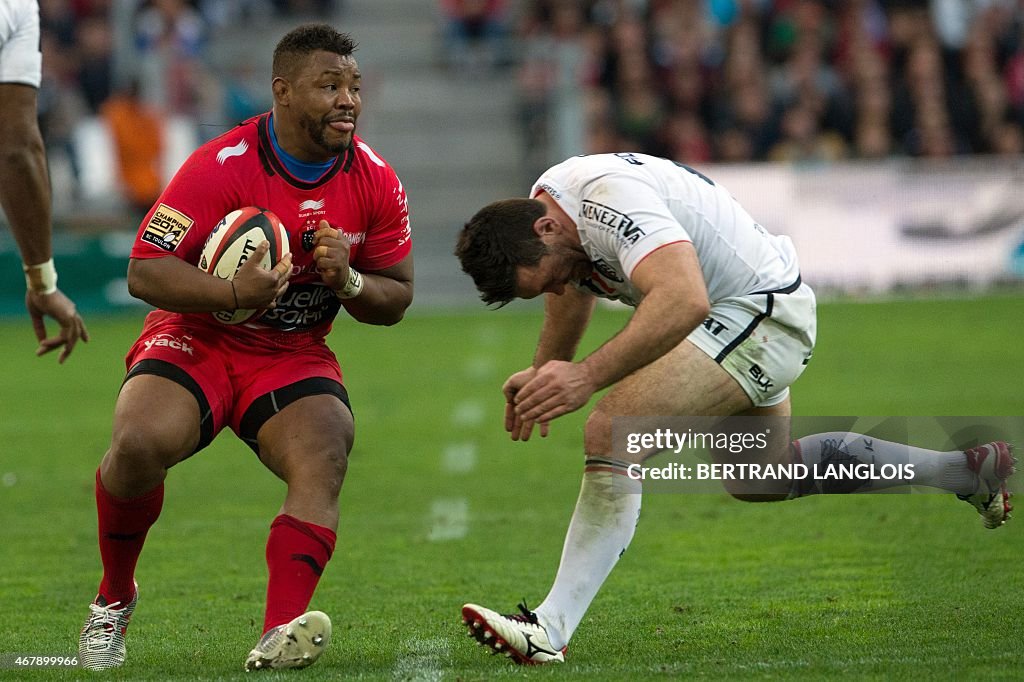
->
[580,200,644,245]
[142,204,194,252]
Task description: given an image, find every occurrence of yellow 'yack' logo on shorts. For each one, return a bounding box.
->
[142,204,194,252]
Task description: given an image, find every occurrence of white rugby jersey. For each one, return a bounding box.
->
[531,153,800,306]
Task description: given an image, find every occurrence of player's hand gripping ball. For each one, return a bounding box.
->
[199,207,290,324]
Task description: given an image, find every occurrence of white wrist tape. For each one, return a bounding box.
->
[23,258,58,295]
[336,268,364,299]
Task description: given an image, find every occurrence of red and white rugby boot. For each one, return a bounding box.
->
[79,582,138,670]
[958,441,1016,529]
[462,602,565,664]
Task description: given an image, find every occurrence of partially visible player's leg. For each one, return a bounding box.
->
[254,389,353,531]
[538,339,750,649]
[790,433,992,496]
[465,339,753,662]
[789,432,1015,526]
[696,288,1015,518]
[81,370,208,670]
[242,382,352,671]
[101,373,203,497]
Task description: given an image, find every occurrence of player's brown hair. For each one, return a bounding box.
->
[272,24,357,78]
[454,198,548,306]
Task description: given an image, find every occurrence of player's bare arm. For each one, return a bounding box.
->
[535,286,596,365]
[504,287,596,441]
[127,241,292,312]
[514,242,709,424]
[0,82,89,362]
[312,221,413,325]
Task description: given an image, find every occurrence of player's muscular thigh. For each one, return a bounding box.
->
[103,375,202,495]
[256,394,353,492]
[584,340,751,458]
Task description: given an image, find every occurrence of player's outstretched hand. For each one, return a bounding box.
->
[312,220,353,291]
[232,240,292,309]
[502,367,550,441]
[25,288,89,364]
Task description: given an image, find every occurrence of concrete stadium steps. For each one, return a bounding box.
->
[327,1,524,306]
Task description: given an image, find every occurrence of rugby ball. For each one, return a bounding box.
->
[199,207,290,325]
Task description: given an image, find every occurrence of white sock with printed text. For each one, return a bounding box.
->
[533,458,642,650]
[789,432,975,497]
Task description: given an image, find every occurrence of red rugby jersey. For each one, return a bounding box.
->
[130,113,412,343]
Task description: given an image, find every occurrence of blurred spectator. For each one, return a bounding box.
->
[134,0,207,115]
[658,111,712,164]
[516,1,589,172]
[222,62,267,124]
[708,17,779,160]
[854,118,894,158]
[101,81,165,217]
[269,0,338,17]
[40,0,78,47]
[769,101,848,162]
[440,0,509,72]
[76,15,113,113]
[38,30,88,204]
[612,48,665,150]
[990,116,1024,155]
[196,0,336,27]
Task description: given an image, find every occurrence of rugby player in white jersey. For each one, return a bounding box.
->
[454,152,1014,664]
[0,0,87,361]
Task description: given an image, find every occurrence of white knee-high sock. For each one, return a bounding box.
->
[789,432,975,497]
[534,458,642,650]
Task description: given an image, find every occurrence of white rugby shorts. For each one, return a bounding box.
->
[0,0,41,87]
[688,280,817,407]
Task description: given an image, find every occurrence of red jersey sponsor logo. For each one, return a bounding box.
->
[143,333,195,355]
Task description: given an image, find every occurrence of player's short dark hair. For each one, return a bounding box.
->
[454,198,548,306]
[272,24,357,78]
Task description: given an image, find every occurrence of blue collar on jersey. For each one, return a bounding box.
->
[267,113,336,183]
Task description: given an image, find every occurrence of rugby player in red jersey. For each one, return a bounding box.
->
[78,24,413,672]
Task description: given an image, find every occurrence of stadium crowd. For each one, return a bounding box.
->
[36,0,338,208]
[32,1,1024,207]
[38,0,339,130]
[515,0,1024,167]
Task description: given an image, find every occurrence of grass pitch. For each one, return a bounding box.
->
[0,294,1021,680]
